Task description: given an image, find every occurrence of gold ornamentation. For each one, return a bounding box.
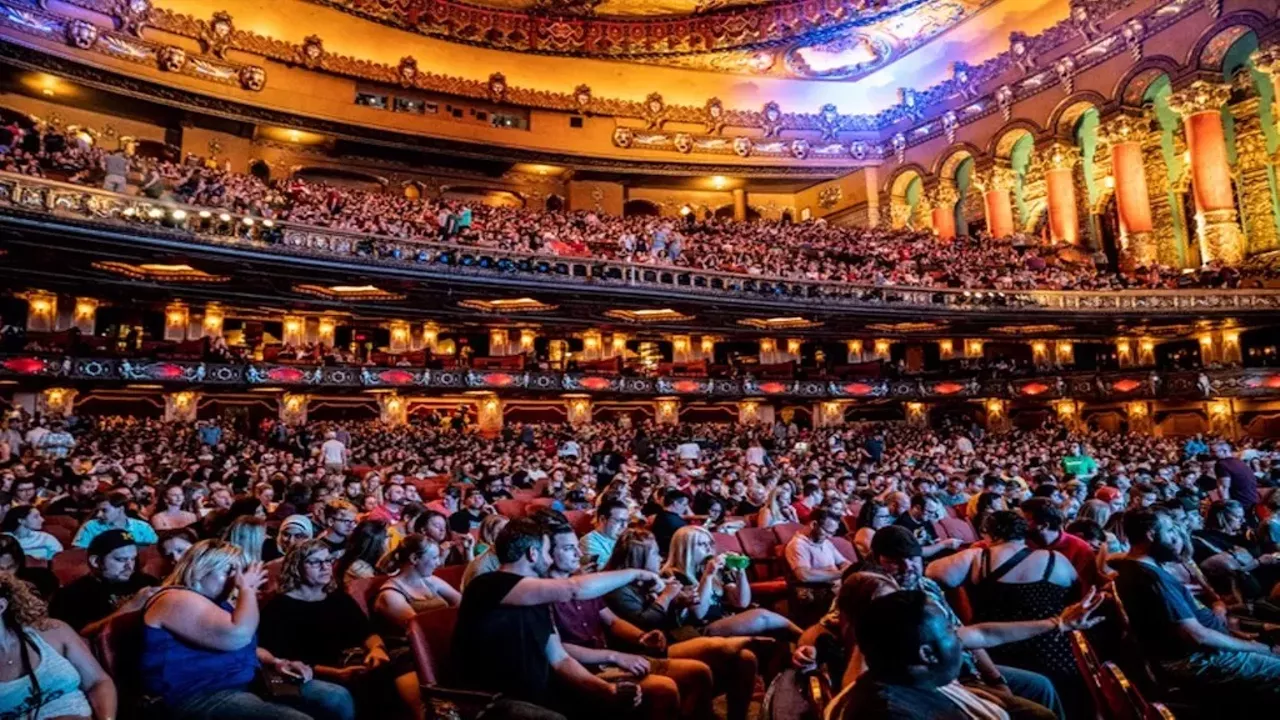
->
[1044,142,1080,170]
[891,133,906,163]
[818,186,842,209]
[1069,1,1100,41]
[488,73,508,103]
[818,104,841,142]
[65,18,98,49]
[1167,80,1232,118]
[298,35,324,68]
[641,92,667,130]
[941,111,958,143]
[397,57,418,87]
[995,85,1015,121]
[1099,113,1147,148]
[1121,19,1144,61]
[1197,208,1245,265]
[1054,56,1076,94]
[703,97,725,135]
[1010,31,1038,73]
[156,45,186,72]
[1231,101,1279,256]
[198,11,234,58]
[759,102,783,138]
[1126,231,1157,268]
[573,84,591,111]
[110,0,150,37]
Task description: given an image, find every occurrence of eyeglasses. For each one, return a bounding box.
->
[304,557,336,567]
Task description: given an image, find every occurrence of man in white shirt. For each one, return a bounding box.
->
[320,431,347,473]
[784,508,849,585]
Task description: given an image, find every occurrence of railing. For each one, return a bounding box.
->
[3,354,1276,401]
[3,172,1280,314]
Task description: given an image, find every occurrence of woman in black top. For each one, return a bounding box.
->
[259,540,398,713]
[603,529,760,720]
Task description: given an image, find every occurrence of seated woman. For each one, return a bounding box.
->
[0,535,58,599]
[150,484,199,532]
[139,539,356,720]
[604,529,763,720]
[756,484,798,529]
[702,497,745,535]
[0,572,116,719]
[461,513,508,589]
[335,520,389,590]
[371,534,461,712]
[1,505,63,562]
[851,498,893,561]
[661,526,801,641]
[260,540,392,712]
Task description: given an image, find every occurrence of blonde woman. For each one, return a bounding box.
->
[756,484,798,529]
[661,526,800,640]
[139,539,355,719]
[226,515,267,563]
[461,513,508,589]
[0,573,116,719]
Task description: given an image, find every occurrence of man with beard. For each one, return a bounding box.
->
[1113,508,1280,710]
[49,529,158,633]
[832,526,1103,719]
[454,517,661,718]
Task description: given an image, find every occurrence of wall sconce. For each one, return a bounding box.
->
[1199,335,1213,347]
[672,336,690,353]
[74,299,98,320]
[965,339,984,357]
[422,324,440,351]
[985,398,1005,417]
[874,339,891,356]
[939,339,955,355]
[1127,401,1148,417]
[1208,400,1229,417]
[612,334,628,356]
[1031,341,1047,354]
[317,317,336,344]
[1139,339,1154,352]
[759,339,776,354]
[847,340,863,356]
[521,329,537,352]
[786,339,802,356]
[700,336,715,356]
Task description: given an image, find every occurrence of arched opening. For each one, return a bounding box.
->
[887,168,925,230]
[623,199,660,217]
[248,159,271,183]
[781,209,794,224]
[441,186,524,208]
[713,204,734,220]
[545,194,565,212]
[293,167,387,192]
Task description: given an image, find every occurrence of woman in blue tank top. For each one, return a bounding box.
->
[139,539,355,720]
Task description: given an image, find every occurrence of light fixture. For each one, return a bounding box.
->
[219,213,232,222]
[198,210,211,219]
[171,209,187,221]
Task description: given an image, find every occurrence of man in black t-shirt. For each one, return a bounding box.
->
[449,488,490,534]
[1113,508,1280,712]
[454,517,660,718]
[49,529,158,634]
[649,488,690,557]
[894,493,962,559]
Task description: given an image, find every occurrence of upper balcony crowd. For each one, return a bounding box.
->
[1,118,1275,294]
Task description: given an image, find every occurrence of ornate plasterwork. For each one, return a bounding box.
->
[0,2,265,90]
[9,0,1204,162]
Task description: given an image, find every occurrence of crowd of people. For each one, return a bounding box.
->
[0,121,1272,293]
[0,401,1279,719]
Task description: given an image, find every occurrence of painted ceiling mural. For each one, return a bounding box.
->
[304,0,990,72]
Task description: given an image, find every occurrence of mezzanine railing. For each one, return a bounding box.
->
[2,172,1279,315]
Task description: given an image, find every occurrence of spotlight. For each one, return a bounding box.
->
[198,210,211,219]
[171,209,187,221]
[242,217,254,226]
[219,213,232,222]
[147,208,164,219]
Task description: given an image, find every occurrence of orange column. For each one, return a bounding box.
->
[1168,80,1244,265]
[1040,142,1080,246]
[930,183,957,240]
[982,166,1016,239]
[1102,115,1156,267]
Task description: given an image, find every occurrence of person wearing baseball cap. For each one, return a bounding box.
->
[49,528,159,634]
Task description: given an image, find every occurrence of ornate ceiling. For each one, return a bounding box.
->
[306,0,996,79]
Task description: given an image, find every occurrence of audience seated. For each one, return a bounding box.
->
[49,529,158,635]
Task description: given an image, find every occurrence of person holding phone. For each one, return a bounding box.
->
[139,539,356,720]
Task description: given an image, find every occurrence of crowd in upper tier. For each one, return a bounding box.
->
[2,402,1280,719]
[0,119,1273,292]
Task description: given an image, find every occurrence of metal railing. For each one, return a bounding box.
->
[2,172,1279,314]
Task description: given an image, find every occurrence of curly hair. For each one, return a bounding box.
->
[982,510,1028,542]
[0,572,51,631]
[278,539,336,595]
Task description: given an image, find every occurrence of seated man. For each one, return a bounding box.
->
[580,498,630,569]
[50,529,158,634]
[545,521,714,719]
[1113,507,1280,712]
[836,590,1020,719]
[784,508,850,585]
[454,517,664,719]
[71,490,159,548]
[650,489,690,557]
[894,493,962,559]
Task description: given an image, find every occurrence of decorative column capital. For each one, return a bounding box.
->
[932,181,959,206]
[987,165,1019,192]
[1042,142,1080,170]
[1250,43,1280,80]
[1167,80,1232,118]
[1098,113,1148,147]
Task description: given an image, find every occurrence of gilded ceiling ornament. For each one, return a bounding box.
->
[573,84,592,111]
[898,88,925,120]
[941,111,958,143]
[703,98,726,135]
[239,65,266,92]
[111,0,151,37]
[64,18,99,49]
[531,0,603,17]
[1099,113,1147,147]
[950,61,977,100]
[891,132,906,163]
[198,11,234,58]
[995,85,1015,121]
[156,45,187,72]
[759,102,783,138]
[673,133,693,154]
[1069,2,1099,41]
[849,140,868,161]
[611,127,634,148]
[298,35,325,68]
[817,104,840,142]
[488,73,508,103]
[641,93,667,130]
[1010,31,1037,73]
[1054,56,1076,94]
[1121,19,1144,61]
[397,57,418,87]
[732,136,753,157]
[789,139,810,160]
[818,186,842,209]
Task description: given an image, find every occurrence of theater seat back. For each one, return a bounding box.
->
[89,610,145,716]
[407,606,459,686]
